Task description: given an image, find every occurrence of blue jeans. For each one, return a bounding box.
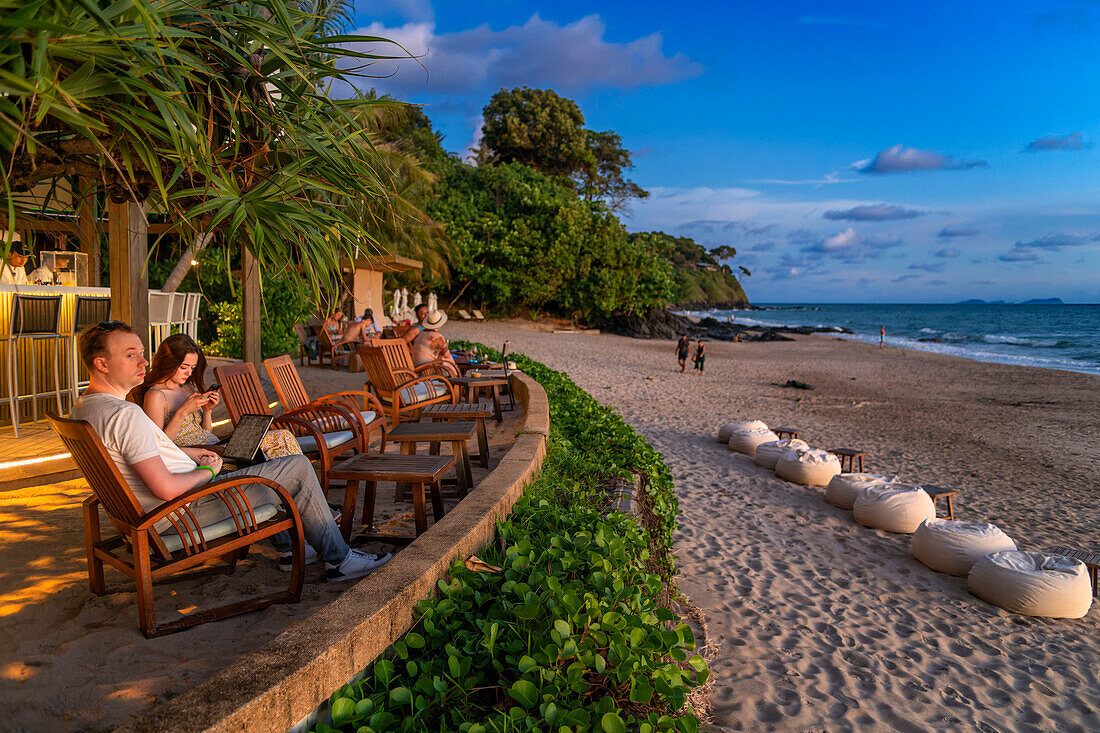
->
[185,454,350,565]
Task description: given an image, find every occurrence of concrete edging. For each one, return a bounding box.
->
[120,373,549,733]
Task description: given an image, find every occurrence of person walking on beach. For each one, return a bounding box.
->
[692,340,706,374]
[880,325,886,349]
[676,335,690,373]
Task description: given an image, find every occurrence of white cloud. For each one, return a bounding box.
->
[1026,132,1088,152]
[340,15,702,97]
[853,144,988,174]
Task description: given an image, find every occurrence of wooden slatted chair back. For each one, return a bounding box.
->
[358,341,403,393]
[47,413,173,559]
[265,354,311,412]
[213,362,272,425]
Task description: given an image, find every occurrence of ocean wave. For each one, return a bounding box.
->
[919,327,939,334]
[982,334,1060,348]
[839,333,1100,375]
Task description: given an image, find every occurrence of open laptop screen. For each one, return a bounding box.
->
[221,414,274,463]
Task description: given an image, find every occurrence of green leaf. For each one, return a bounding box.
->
[600,712,627,733]
[507,679,539,709]
[405,632,426,649]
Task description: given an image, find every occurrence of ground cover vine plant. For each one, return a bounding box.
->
[311,345,704,732]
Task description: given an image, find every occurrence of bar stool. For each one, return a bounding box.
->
[148,291,174,352]
[70,295,111,405]
[4,294,65,437]
[169,292,187,335]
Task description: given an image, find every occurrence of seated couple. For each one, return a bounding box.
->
[70,322,389,581]
[324,307,380,347]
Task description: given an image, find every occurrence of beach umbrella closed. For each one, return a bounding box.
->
[852,483,935,533]
[968,551,1092,618]
[912,520,1017,576]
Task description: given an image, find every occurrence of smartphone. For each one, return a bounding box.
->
[206,382,221,394]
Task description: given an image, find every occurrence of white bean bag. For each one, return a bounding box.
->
[717,420,767,444]
[754,439,810,469]
[968,551,1092,619]
[728,428,780,455]
[774,448,841,486]
[824,473,894,510]
[852,483,935,533]
[911,520,1018,576]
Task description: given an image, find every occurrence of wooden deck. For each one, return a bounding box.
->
[0,423,80,492]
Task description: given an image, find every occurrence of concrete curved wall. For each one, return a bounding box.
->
[121,373,549,733]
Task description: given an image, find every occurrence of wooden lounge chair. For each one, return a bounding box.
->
[357,339,457,427]
[456,309,473,321]
[317,327,354,370]
[264,354,388,454]
[471,309,486,321]
[47,413,306,638]
[213,362,360,493]
[293,324,319,366]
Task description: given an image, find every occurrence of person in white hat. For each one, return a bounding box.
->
[1,242,29,285]
[409,310,458,376]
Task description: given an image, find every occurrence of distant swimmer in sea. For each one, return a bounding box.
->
[692,340,706,374]
[676,334,690,373]
[880,325,886,349]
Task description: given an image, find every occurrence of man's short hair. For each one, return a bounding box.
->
[79,321,136,369]
[414,303,428,314]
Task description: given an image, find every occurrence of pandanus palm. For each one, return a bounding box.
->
[0,0,414,305]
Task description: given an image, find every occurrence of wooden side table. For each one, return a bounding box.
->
[420,403,494,468]
[449,376,509,422]
[1048,547,1100,597]
[774,427,800,440]
[327,454,455,542]
[387,421,476,498]
[830,447,868,473]
[921,485,959,521]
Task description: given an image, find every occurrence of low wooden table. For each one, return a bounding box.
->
[420,403,493,468]
[327,454,455,542]
[774,427,800,440]
[921,485,959,521]
[1048,547,1100,596]
[830,447,868,473]
[387,421,475,498]
[449,376,509,422]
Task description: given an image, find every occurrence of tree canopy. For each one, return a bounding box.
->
[0,0,408,305]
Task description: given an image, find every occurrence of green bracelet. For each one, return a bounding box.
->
[197,465,217,480]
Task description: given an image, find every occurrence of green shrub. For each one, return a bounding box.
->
[312,345,702,732]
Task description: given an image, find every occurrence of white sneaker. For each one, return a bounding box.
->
[326,549,392,581]
[278,544,318,571]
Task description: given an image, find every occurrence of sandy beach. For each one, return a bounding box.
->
[447,320,1100,732]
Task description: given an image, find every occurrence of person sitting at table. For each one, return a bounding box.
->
[410,310,459,376]
[401,303,430,345]
[338,307,379,346]
[73,321,389,579]
[322,309,345,339]
[131,334,302,460]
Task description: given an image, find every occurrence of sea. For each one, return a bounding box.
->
[682,303,1100,376]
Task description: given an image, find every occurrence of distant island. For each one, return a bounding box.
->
[955,298,1063,305]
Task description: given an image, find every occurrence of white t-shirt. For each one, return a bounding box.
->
[70,392,198,515]
[0,263,28,285]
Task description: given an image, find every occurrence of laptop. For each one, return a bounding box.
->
[218,414,274,472]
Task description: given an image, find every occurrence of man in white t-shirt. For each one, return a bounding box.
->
[69,321,389,580]
[0,248,28,285]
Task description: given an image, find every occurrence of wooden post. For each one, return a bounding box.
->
[76,176,100,286]
[107,200,149,351]
[241,246,261,373]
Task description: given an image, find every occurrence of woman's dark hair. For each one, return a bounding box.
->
[128,334,207,405]
[362,307,374,321]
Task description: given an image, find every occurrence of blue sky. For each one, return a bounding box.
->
[347,1,1100,303]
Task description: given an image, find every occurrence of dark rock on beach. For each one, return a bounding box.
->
[603,308,850,343]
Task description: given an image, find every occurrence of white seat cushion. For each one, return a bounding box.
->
[968,551,1092,618]
[295,430,356,453]
[852,483,935,533]
[359,410,378,424]
[912,519,1017,576]
[398,379,451,406]
[728,428,780,455]
[755,439,809,469]
[825,473,895,510]
[718,420,767,444]
[775,448,841,486]
[160,503,279,553]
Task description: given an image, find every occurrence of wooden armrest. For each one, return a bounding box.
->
[136,475,298,531]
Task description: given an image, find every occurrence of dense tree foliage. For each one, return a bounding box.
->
[431,162,675,319]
